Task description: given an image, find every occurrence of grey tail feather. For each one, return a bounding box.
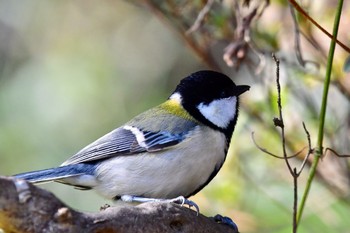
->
[13,163,96,184]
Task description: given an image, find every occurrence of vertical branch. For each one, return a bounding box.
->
[272,55,293,175]
[293,168,298,233]
[272,54,298,233]
[297,0,344,226]
[258,55,316,232]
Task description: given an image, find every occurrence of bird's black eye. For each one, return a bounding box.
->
[219,89,233,99]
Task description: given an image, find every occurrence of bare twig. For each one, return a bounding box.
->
[256,0,270,18]
[251,132,281,158]
[251,132,304,159]
[252,54,308,232]
[142,0,220,70]
[325,148,350,158]
[296,122,314,175]
[272,54,294,174]
[272,53,298,233]
[288,2,324,68]
[223,7,258,67]
[186,0,215,35]
[247,41,267,74]
[300,30,326,62]
[288,0,350,53]
[292,168,298,233]
[288,1,305,67]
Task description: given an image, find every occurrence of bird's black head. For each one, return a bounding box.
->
[170,70,250,139]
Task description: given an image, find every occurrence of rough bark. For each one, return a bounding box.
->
[0,176,236,233]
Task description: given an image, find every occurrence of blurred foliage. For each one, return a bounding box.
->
[0,0,201,211]
[1,0,350,233]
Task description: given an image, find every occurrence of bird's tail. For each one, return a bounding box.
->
[13,163,96,184]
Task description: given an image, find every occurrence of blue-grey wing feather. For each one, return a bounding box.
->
[62,106,199,165]
[62,128,143,165]
[62,127,187,165]
[143,131,185,151]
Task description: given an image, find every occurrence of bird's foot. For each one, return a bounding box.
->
[121,195,200,215]
[213,214,239,233]
[100,203,111,211]
[168,196,200,215]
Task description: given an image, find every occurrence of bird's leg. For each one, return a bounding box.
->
[121,195,200,215]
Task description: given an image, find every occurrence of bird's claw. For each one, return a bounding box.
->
[213,214,239,233]
[120,195,200,215]
[170,196,200,216]
[100,203,111,211]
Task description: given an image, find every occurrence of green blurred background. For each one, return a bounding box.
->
[0,0,202,207]
[1,1,350,232]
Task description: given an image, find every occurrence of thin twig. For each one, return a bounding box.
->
[300,30,326,61]
[223,6,258,67]
[186,0,215,35]
[142,0,220,70]
[251,132,280,158]
[256,0,270,18]
[297,122,314,175]
[287,2,320,67]
[252,132,304,159]
[248,41,266,74]
[272,53,298,233]
[272,54,294,175]
[288,1,306,67]
[293,168,298,233]
[325,148,350,158]
[288,0,350,54]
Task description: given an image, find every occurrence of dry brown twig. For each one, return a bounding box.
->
[223,6,258,68]
[325,148,350,158]
[288,0,350,54]
[251,132,306,159]
[288,1,306,67]
[186,0,215,35]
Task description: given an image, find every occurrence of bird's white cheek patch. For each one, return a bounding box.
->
[197,97,237,128]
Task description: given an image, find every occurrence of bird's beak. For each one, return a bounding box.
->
[235,85,250,96]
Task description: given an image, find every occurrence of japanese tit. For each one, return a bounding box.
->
[14,70,249,209]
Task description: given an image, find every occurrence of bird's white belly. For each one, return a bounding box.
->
[94,126,227,199]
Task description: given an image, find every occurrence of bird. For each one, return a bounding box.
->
[14,70,250,212]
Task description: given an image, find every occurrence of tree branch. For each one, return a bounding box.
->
[0,176,235,233]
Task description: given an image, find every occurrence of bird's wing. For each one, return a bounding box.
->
[62,102,199,166]
[62,127,187,165]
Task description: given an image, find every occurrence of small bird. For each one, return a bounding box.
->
[14,70,249,211]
